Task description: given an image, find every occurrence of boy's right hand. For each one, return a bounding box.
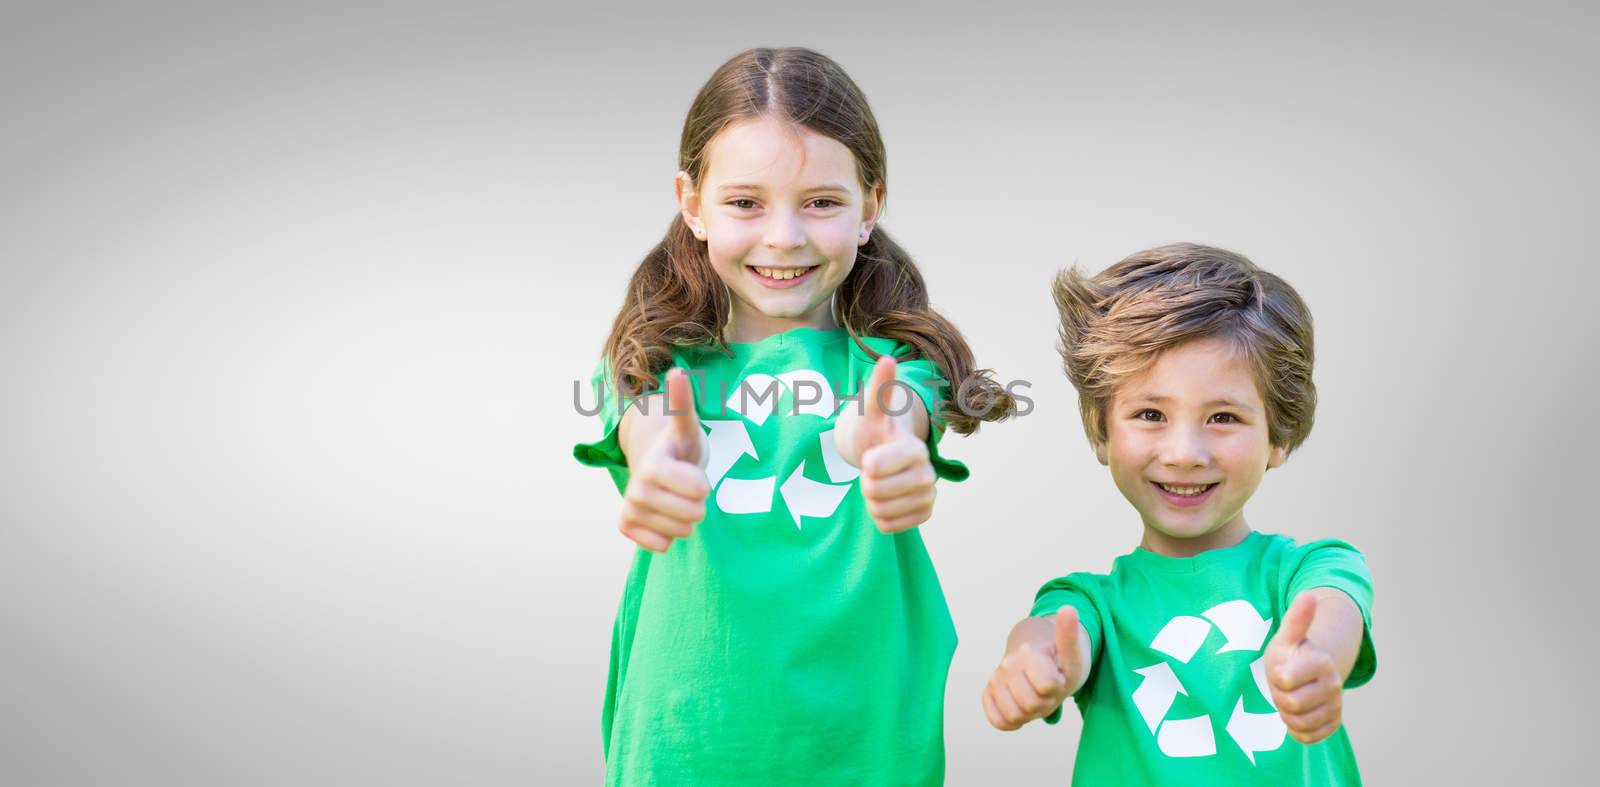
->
[618,369,710,553]
[983,608,1086,731]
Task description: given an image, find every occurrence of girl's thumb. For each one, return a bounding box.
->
[665,369,701,462]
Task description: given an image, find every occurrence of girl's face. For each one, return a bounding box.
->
[678,115,882,342]
[1096,337,1288,557]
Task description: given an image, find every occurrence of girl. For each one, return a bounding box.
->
[574,48,1013,786]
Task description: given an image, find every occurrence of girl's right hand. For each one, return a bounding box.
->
[983,608,1087,731]
[618,369,710,553]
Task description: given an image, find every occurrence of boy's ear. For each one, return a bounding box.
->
[1267,444,1288,469]
[1093,440,1109,466]
[676,171,706,240]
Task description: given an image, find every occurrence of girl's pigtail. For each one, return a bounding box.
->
[838,229,1017,435]
[602,216,729,398]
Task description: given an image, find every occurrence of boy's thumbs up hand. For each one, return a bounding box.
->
[839,356,937,534]
[1265,592,1345,744]
[983,608,1088,731]
[618,369,710,553]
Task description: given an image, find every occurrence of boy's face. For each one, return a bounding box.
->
[1097,336,1287,555]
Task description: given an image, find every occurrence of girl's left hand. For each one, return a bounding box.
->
[839,356,937,534]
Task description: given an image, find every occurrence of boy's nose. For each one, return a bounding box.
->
[1159,427,1210,469]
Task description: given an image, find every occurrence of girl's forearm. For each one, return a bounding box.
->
[618,393,669,462]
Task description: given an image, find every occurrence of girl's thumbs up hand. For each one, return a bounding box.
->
[838,357,936,534]
[1265,592,1345,744]
[618,369,710,553]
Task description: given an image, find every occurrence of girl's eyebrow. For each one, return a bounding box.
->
[715,182,853,194]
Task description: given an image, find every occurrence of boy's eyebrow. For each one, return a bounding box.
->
[1125,394,1259,411]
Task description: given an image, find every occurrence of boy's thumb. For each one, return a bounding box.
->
[1054,606,1081,673]
[1277,592,1317,646]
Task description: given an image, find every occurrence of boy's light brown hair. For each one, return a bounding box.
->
[1053,243,1316,454]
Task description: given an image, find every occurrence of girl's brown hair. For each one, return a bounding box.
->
[601,47,1013,434]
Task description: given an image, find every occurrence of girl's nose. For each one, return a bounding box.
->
[763,211,805,251]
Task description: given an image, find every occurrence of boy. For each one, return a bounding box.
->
[983,244,1376,785]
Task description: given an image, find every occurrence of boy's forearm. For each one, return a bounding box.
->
[1005,615,1056,653]
[1306,587,1365,681]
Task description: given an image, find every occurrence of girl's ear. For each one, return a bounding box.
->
[676,171,706,240]
[1093,440,1109,466]
[858,183,885,246]
[1267,444,1288,469]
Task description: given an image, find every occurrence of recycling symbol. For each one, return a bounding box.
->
[702,370,859,528]
[1130,600,1287,764]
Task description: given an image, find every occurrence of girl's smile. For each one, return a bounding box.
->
[747,264,820,288]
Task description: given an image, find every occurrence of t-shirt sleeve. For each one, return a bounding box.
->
[572,359,662,475]
[893,353,970,483]
[1029,574,1105,723]
[1281,539,1378,689]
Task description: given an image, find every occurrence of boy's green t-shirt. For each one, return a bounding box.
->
[1031,531,1377,786]
[574,327,968,787]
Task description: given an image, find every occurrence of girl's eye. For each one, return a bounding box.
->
[1209,412,1239,424]
[809,198,839,209]
[1136,409,1164,422]
[729,199,758,210]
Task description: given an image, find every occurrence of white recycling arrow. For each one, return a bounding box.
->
[1150,615,1211,663]
[1158,715,1217,758]
[1226,696,1286,764]
[776,369,836,418]
[726,373,782,426]
[816,428,860,483]
[1131,662,1187,733]
[1250,655,1274,707]
[778,460,851,529]
[716,475,775,515]
[1202,600,1271,654]
[704,420,758,487]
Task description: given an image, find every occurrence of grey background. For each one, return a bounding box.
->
[2,1,1594,784]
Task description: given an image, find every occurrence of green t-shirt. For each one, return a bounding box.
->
[574,326,968,786]
[1030,531,1377,786]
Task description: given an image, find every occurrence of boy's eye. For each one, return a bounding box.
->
[1135,409,1164,422]
[1208,412,1239,424]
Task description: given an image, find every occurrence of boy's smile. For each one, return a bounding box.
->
[1097,336,1288,558]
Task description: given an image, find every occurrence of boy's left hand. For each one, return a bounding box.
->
[839,356,936,534]
[1264,593,1344,744]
